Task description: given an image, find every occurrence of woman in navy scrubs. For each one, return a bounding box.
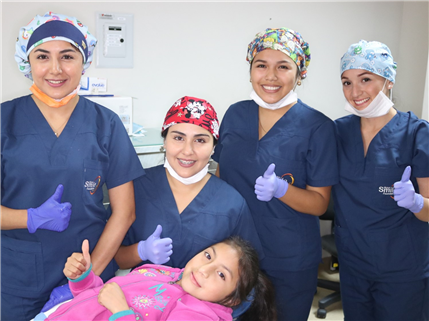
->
[115,96,263,272]
[333,40,429,321]
[1,12,144,320]
[212,28,339,321]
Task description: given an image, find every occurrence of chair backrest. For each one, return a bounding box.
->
[232,288,255,320]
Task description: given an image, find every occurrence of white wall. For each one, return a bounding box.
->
[2,1,428,128]
[422,54,429,121]
[396,1,429,120]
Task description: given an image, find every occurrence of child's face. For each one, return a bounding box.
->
[178,242,240,305]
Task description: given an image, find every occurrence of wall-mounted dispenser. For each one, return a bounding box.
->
[96,13,133,68]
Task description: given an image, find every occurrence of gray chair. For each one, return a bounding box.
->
[316,197,341,319]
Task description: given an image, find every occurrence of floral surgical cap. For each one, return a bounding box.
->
[246,27,311,79]
[15,12,97,80]
[162,96,220,139]
[340,39,397,83]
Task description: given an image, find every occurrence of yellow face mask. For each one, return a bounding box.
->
[30,83,79,108]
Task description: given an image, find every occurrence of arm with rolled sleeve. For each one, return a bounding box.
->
[255,119,337,216]
[412,121,429,222]
[91,114,144,276]
[394,119,429,222]
[90,181,136,276]
[415,177,429,222]
[1,184,72,232]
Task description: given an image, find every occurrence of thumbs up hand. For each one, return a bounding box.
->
[27,184,72,233]
[138,225,173,264]
[63,240,92,280]
[394,166,424,214]
[254,164,289,202]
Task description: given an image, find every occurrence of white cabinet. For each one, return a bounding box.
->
[130,128,165,168]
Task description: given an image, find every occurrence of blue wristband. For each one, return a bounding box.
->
[109,309,134,321]
[68,263,92,282]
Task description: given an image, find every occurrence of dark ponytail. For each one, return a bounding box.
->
[241,271,277,321]
[216,236,277,321]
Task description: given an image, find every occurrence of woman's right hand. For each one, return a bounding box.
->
[27,184,72,233]
[98,282,130,314]
[63,240,91,280]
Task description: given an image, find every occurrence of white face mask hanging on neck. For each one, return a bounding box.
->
[250,89,298,110]
[344,80,393,118]
[164,157,209,185]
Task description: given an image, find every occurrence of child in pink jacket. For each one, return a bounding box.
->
[35,236,276,321]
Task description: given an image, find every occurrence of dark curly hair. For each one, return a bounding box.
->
[217,236,277,321]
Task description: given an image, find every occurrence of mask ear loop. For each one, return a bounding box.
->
[387,82,393,100]
[383,79,394,100]
[381,79,387,92]
[292,75,301,91]
[381,79,393,100]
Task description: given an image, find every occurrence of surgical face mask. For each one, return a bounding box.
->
[250,87,298,110]
[30,83,80,108]
[344,80,393,118]
[164,157,209,185]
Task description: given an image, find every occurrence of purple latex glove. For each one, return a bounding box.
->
[138,225,173,264]
[41,283,73,312]
[254,163,288,202]
[27,184,72,233]
[394,166,424,214]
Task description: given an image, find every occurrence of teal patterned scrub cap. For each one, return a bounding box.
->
[246,27,311,79]
[340,39,397,83]
[15,11,97,80]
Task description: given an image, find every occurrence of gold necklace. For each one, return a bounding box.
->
[52,118,69,137]
[259,117,268,133]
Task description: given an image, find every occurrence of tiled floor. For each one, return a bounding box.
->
[308,258,344,320]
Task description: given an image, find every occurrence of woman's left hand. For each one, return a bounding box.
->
[394,166,424,213]
[254,164,288,201]
[98,282,130,314]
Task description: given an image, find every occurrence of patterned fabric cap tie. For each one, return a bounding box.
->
[162,96,219,139]
[15,11,97,80]
[246,27,311,79]
[340,39,397,83]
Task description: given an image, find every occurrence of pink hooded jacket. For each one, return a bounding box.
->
[46,264,233,321]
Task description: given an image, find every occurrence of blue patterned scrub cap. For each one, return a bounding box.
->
[340,39,397,83]
[247,27,311,79]
[15,12,97,80]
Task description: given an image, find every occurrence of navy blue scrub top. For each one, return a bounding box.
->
[124,165,264,269]
[1,95,145,298]
[213,99,339,271]
[333,111,429,282]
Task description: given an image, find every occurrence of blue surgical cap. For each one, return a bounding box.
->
[340,39,397,83]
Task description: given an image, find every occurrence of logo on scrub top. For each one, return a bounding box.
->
[280,173,295,185]
[84,176,101,195]
[378,185,394,199]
